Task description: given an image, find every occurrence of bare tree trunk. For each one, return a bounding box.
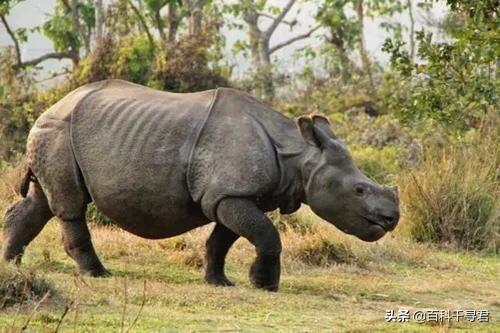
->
[355,0,375,95]
[167,2,179,46]
[240,0,317,100]
[243,10,262,69]
[155,10,167,43]
[407,0,415,61]
[188,0,205,35]
[259,37,274,100]
[329,28,351,84]
[95,0,105,42]
[68,0,80,66]
[71,0,90,56]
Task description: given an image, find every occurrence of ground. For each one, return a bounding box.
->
[0,207,498,332]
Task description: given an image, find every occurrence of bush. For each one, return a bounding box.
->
[112,35,155,85]
[400,123,499,252]
[73,34,116,84]
[294,237,356,266]
[0,265,54,308]
[151,29,229,92]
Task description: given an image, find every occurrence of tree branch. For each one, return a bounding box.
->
[269,25,320,54]
[264,0,296,39]
[13,51,76,70]
[126,0,155,49]
[257,12,295,27]
[0,14,22,66]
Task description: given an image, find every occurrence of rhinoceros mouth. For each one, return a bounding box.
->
[361,215,389,232]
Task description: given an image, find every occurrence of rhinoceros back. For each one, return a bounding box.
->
[70,80,215,238]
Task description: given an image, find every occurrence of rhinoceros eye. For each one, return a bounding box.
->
[354,184,366,196]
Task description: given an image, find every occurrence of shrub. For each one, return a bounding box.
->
[151,29,228,92]
[400,123,499,252]
[112,35,155,85]
[73,34,116,84]
[269,209,315,234]
[294,237,356,266]
[0,265,54,308]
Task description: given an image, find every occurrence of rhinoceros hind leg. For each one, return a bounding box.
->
[216,198,281,292]
[2,182,53,263]
[60,217,110,277]
[204,223,239,287]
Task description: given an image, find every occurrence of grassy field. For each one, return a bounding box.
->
[0,205,498,333]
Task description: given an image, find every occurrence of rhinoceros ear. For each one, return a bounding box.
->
[297,115,332,149]
[296,116,317,147]
[311,114,337,139]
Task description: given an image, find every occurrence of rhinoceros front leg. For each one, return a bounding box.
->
[60,218,109,277]
[216,198,281,292]
[205,223,239,286]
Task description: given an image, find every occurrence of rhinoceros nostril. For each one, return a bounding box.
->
[377,211,399,229]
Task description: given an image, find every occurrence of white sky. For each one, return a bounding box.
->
[0,0,448,80]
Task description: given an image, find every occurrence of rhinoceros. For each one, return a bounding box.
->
[2,79,399,291]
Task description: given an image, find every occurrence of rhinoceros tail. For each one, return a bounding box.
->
[19,166,35,197]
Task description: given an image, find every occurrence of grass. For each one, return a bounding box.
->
[399,126,499,252]
[0,207,498,332]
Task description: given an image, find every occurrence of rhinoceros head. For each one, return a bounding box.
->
[296,115,399,242]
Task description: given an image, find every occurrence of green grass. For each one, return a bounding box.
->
[0,219,498,332]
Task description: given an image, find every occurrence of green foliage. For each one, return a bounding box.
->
[382,1,499,130]
[78,0,96,31]
[42,11,81,52]
[0,0,24,15]
[113,35,155,85]
[144,0,175,12]
[351,145,403,184]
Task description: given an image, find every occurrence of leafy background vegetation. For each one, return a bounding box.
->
[0,0,498,331]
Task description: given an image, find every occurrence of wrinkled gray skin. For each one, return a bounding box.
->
[2,80,399,291]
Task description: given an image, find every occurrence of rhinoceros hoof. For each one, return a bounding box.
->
[80,267,112,278]
[249,259,280,292]
[205,274,235,287]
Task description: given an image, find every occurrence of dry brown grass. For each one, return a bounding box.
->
[399,125,499,252]
[0,160,23,226]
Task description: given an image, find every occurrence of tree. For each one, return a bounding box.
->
[0,0,80,69]
[406,0,414,61]
[143,0,183,47]
[316,0,359,84]
[185,0,207,35]
[382,0,499,129]
[95,0,105,41]
[354,0,374,95]
[227,0,319,100]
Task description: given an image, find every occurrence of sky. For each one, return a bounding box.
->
[0,0,448,81]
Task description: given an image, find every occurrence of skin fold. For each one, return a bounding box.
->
[2,79,399,291]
